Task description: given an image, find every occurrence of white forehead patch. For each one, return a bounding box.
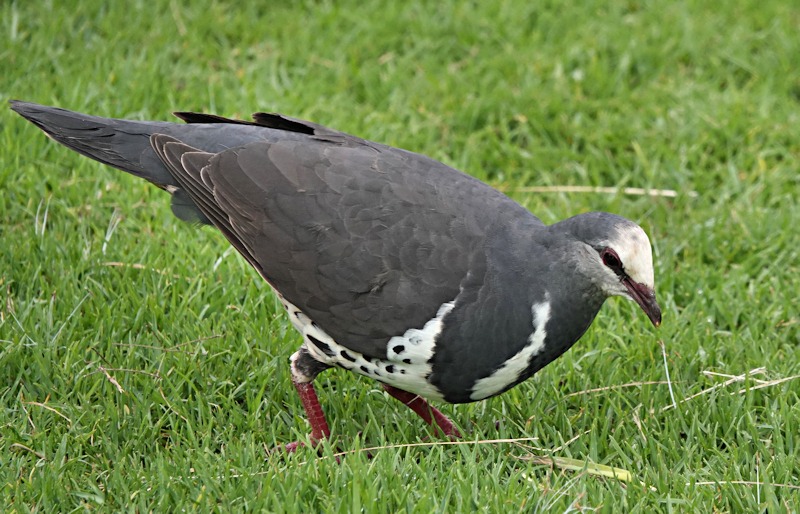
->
[613,225,654,288]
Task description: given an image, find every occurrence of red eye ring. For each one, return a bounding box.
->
[601,248,622,269]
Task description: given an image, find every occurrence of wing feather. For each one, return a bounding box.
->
[151,131,522,358]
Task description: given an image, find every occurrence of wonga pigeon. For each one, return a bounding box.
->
[10,101,661,450]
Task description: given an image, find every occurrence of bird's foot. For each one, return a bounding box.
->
[269,380,334,456]
[283,441,304,453]
[282,438,322,454]
[382,384,462,439]
[270,439,341,464]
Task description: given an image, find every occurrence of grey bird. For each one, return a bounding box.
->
[10,100,661,450]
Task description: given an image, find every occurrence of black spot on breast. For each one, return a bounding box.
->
[393,345,405,354]
[340,350,357,362]
[402,358,411,364]
[360,365,369,374]
[363,355,373,363]
[306,335,335,357]
[385,365,395,374]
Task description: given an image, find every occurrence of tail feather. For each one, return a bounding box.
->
[10,100,177,188]
[10,100,213,223]
[10,100,320,225]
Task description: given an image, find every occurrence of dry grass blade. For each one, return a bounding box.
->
[9,443,46,460]
[692,480,800,491]
[22,400,73,425]
[733,374,799,394]
[101,261,185,279]
[502,185,698,198]
[662,367,767,412]
[632,404,647,443]
[19,393,35,430]
[521,455,655,490]
[97,364,126,394]
[86,367,160,379]
[563,381,670,398]
[659,340,677,409]
[322,430,592,462]
[703,368,768,382]
[113,334,223,352]
[313,437,552,463]
[159,386,189,424]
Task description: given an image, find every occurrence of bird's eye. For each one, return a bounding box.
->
[601,248,622,270]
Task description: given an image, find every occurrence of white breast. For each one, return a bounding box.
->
[469,297,551,401]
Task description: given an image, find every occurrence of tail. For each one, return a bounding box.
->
[10,100,177,188]
[10,101,222,223]
[11,100,324,224]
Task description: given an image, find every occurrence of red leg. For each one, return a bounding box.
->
[284,380,331,452]
[382,384,461,438]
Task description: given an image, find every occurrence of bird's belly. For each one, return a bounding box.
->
[278,294,447,401]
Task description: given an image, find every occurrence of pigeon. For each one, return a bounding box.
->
[10,100,661,450]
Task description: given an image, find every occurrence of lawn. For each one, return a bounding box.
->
[1,0,798,511]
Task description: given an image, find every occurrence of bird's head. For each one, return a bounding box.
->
[557,212,661,327]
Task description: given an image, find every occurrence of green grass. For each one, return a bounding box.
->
[1,0,798,511]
